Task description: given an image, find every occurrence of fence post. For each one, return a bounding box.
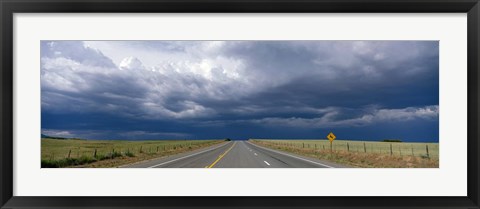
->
[363,143,367,153]
[68,150,71,158]
[323,145,325,150]
[140,146,143,153]
[303,143,305,148]
[157,146,159,152]
[94,149,97,158]
[390,144,393,156]
[347,143,350,152]
[426,145,430,159]
[411,145,414,156]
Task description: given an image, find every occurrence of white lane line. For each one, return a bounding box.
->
[147,142,231,168]
[254,153,258,156]
[264,161,270,166]
[246,141,334,168]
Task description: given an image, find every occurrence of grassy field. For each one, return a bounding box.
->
[250,139,439,168]
[41,138,224,168]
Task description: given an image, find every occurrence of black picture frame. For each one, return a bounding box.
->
[1,0,479,208]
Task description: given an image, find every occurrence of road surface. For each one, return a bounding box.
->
[122,141,344,168]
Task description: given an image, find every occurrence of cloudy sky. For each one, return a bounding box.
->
[41,41,439,142]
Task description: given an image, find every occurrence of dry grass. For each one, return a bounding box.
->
[42,138,224,168]
[250,139,439,168]
[253,139,439,159]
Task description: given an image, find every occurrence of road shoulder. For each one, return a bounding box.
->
[246,141,349,168]
[119,141,231,168]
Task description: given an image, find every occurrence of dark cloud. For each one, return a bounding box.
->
[41,41,439,142]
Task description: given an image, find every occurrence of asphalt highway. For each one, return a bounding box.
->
[123,141,343,168]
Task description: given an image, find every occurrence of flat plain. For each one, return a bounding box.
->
[41,138,439,168]
[41,138,223,168]
[250,139,439,168]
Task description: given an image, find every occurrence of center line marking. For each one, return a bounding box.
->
[254,153,258,156]
[147,142,230,168]
[264,161,270,166]
[207,142,236,168]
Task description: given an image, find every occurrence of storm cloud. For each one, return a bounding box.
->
[41,41,439,141]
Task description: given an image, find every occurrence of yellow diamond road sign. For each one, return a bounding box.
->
[327,132,336,142]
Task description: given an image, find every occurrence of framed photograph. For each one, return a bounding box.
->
[1,0,479,208]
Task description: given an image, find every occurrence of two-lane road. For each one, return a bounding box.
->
[123,141,344,168]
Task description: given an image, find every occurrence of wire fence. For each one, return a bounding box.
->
[253,139,439,159]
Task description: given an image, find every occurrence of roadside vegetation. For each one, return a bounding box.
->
[249,139,439,168]
[41,138,223,168]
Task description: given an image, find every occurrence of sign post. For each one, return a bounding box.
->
[327,132,336,151]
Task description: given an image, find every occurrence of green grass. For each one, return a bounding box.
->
[41,138,223,168]
[41,156,97,168]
